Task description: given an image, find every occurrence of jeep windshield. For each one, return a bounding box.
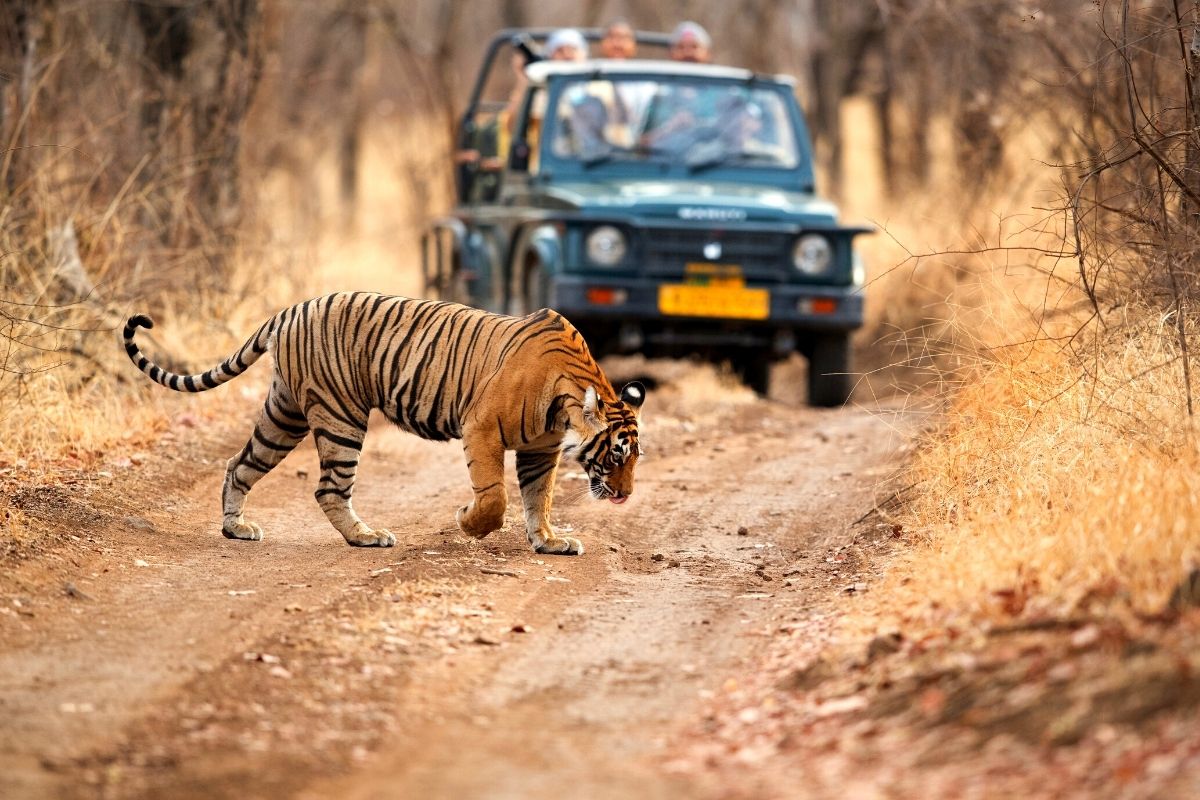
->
[545,76,801,174]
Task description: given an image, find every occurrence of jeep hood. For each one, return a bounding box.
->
[538,180,840,225]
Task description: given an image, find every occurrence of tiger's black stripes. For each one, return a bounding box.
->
[121,293,644,552]
[516,450,558,488]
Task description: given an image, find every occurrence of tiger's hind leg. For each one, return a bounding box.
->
[222,375,309,541]
[309,411,395,547]
[516,449,583,555]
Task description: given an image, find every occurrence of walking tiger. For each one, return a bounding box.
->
[121,292,644,555]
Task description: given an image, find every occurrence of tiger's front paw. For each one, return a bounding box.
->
[456,505,499,539]
[534,535,584,556]
[222,519,263,541]
[344,525,396,547]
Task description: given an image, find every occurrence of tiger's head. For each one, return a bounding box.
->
[570,381,645,504]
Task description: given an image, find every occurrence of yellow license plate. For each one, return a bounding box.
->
[658,283,770,320]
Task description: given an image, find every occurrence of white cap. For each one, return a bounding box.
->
[670,21,711,48]
[545,28,587,58]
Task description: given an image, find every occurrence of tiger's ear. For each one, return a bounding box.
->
[583,385,605,429]
[620,381,646,413]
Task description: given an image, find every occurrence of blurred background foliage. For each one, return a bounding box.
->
[0,1,1106,300]
[2,0,1199,432]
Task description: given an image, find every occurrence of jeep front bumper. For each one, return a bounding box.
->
[549,275,862,354]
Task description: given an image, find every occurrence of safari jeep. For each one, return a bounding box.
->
[423,29,869,405]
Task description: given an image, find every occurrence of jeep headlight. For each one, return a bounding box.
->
[586,226,627,266]
[792,234,832,275]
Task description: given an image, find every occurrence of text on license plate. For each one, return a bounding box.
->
[658,284,770,320]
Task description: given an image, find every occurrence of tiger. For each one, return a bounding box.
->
[121,292,644,556]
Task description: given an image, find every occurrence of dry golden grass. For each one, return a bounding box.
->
[874,313,1198,626]
[832,98,1200,628]
[0,115,447,478]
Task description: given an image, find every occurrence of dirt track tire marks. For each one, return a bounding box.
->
[0,368,916,800]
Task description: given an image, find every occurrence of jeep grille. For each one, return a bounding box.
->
[641,229,792,280]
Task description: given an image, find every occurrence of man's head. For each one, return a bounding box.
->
[600,18,636,59]
[545,28,587,62]
[669,21,711,63]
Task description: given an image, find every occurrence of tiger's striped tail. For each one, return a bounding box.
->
[122,313,274,392]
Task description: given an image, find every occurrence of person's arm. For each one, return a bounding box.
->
[504,52,528,134]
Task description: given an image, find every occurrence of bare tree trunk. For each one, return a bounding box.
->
[191,0,263,277]
[378,0,464,216]
[807,3,880,199]
[1185,1,1200,222]
[1179,1,1198,414]
[336,9,367,228]
[811,2,843,197]
[877,40,895,198]
[0,5,15,191]
[132,2,193,253]
[910,72,932,189]
[2,1,44,198]
[133,1,193,134]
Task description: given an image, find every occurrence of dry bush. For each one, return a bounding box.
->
[0,139,287,469]
[0,0,455,473]
[849,180,1071,402]
[887,324,1197,624]
[846,3,1200,625]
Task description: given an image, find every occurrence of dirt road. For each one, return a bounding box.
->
[0,361,916,799]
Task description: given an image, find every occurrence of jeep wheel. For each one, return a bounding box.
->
[735,354,772,398]
[522,260,545,314]
[807,333,852,407]
[424,250,467,304]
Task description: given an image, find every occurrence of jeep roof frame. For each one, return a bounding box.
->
[522,58,798,87]
[461,28,674,123]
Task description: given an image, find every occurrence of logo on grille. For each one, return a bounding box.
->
[703,242,723,260]
[678,207,748,221]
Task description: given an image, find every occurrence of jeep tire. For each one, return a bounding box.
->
[735,353,772,398]
[807,333,852,407]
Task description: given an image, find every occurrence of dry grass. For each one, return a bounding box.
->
[873,310,1198,626]
[2,114,447,527]
[0,114,448,478]
[832,97,1200,628]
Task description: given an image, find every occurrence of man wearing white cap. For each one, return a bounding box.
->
[669,20,712,63]
[544,28,587,62]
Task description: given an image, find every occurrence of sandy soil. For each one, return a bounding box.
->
[0,360,918,799]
